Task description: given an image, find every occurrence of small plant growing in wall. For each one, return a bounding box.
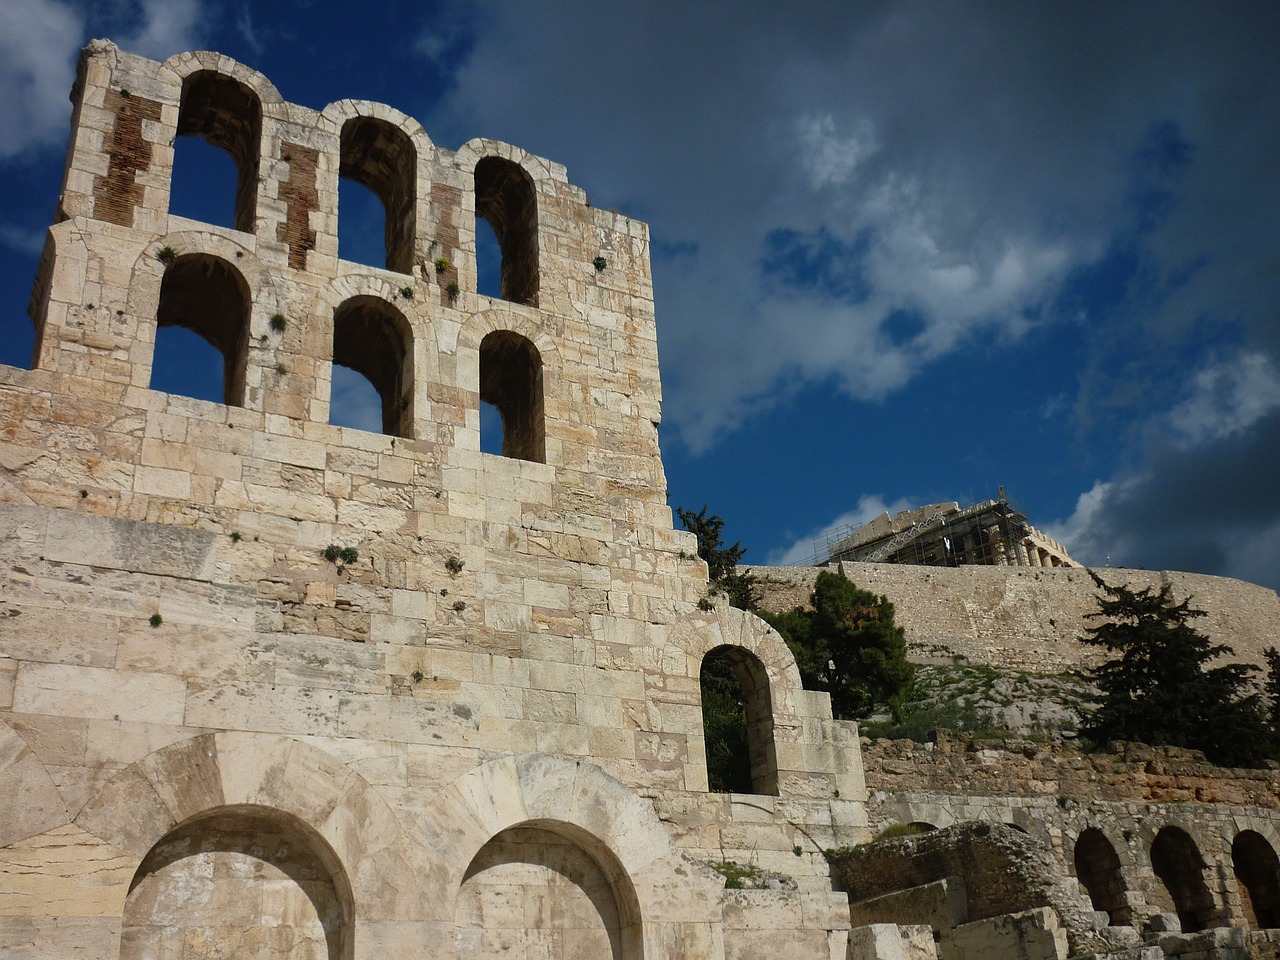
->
[323,545,360,565]
[446,281,460,303]
[445,556,465,576]
[452,600,467,612]
[269,313,287,332]
[593,255,608,271]
[229,531,242,543]
[156,246,176,265]
[697,596,715,612]
[411,669,425,683]
[399,286,414,300]
[149,613,163,628]
[435,256,451,273]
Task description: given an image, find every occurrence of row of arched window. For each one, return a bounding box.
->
[169,71,539,304]
[1072,823,1280,933]
[151,252,544,461]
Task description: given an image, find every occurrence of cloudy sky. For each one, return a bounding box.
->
[2,1,1278,590]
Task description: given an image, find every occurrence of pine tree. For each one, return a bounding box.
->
[1079,572,1269,767]
[676,505,759,610]
[762,571,915,720]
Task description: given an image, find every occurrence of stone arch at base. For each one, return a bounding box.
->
[72,731,424,957]
[413,754,725,960]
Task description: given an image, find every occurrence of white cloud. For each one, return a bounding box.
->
[1168,351,1280,448]
[1044,480,1131,569]
[0,223,47,256]
[0,0,206,161]
[797,113,877,188]
[0,0,84,159]
[767,494,916,566]
[117,0,202,62]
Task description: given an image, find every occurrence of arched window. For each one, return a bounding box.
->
[1150,826,1216,933]
[1074,828,1131,926]
[122,807,353,960]
[152,254,251,405]
[700,645,778,796]
[458,823,641,960]
[339,118,416,273]
[479,330,544,462]
[330,296,413,437]
[474,157,538,306]
[172,71,261,232]
[1233,831,1280,929]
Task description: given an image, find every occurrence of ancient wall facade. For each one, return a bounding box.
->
[6,39,1280,960]
[751,563,1280,674]
[0,41,861,960]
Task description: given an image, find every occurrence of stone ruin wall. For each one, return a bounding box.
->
[750,562,1280,674]
[859,734,1280,956]
[0,41,864,960]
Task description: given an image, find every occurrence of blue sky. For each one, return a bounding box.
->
[2,1,1279,591]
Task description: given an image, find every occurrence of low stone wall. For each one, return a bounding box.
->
[862,734,1280,808]
[750,564,1280,673]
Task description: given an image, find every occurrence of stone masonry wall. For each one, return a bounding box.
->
[0,41,860,960]
[751,563,1280,673]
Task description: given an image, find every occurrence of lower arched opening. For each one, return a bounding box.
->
[120,805,353,960]
[456,821,642,960]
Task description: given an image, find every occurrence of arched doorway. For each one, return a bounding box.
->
[456,821,641,960]
[700,644,778,795]
[1233,830,1280,929]
[121,806,353,960]
[1074,827,1131,925]
[1150,826,1216,933]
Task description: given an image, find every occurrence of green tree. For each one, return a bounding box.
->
[761,571,914,720]
[1079,572,1270,767]
[700,656,753,792]
[676,505,758,610]
[1263,646,1280,737]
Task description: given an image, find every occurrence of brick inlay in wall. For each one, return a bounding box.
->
[277,143,319,270]
[430,182,461,305]
[93,90,163,228]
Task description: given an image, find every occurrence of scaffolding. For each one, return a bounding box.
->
[795,488,1076,569]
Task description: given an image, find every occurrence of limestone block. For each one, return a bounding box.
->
[949,907,1068,960]
[13,663,185,726]
[0,730,69,847]
[848,923,938,960]
[42,511,216,581]
[0,915,121,959]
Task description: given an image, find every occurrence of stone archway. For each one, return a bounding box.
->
[1150,826,1216,933]
[456,821,639,960]
[121,805,354,960]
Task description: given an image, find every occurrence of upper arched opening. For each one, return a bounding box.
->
[339,117,417,274]
[479,329,544,462]
[474,156,539,306]
[700,644,778,796]
[330,295,414,437]
[174,70,262,232]
[152,253,252,406]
